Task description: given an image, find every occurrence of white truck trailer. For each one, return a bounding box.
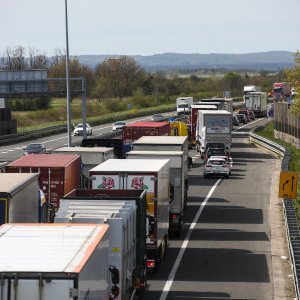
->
[60,189,148,298]
[245,92,268,117]
[89,159,170,272]
[0,223,112,300]
[127,150,185,236]
[132,136,189,207]
[51,146,114,187]
[55,200,136,300]
[176,97,193,115]
[243,85,261,102]
[0,173,40,225]
[196,110,232,158]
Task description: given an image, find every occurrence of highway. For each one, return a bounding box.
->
[0,115,294,299]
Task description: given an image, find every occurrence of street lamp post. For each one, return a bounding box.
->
[65,0,72,146]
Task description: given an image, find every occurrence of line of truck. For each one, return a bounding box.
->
[0,131,190,299]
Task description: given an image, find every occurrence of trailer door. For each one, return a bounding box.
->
[1,279,74,300]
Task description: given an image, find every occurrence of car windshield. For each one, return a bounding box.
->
[26,144,42,150]
[76,124,89,128]
[114,122,125,125]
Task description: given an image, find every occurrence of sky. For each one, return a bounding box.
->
[2,0,300,57]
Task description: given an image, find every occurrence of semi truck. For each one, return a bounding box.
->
[0,223,114,300]
[122,121,170,145]
[176,97,193,115]
[198,97,233,113]
[127,150,185,236]
[195,110,232,158]
[89,159,169,272]
[0,173,40,225]
[243,85,261,102]
[55,199,137,300]
[4,154,81,211]
[245,92,268,117]
[272,82,291,100]
[60,189,147,298]
[132,135,189,208]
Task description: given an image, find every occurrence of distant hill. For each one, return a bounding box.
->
[76,51,295,71]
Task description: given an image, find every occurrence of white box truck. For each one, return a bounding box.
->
[243,85,261,102]
[196,110,232,158]
[176,97,193,115]
[127,150,185,236]
[89,159,170,272]
[0,223,112,300]
[132,136,189,207]
[55,200,136,300]
[245,92,268,117]
[0,173,40,225]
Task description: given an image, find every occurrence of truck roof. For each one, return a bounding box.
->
[0,224,109,273]
[90,158,169,172]
[124,121,169,128]
[52,146,114,154]
[0,173,39,194]
[198,110,232,115]
[134,136,187,145]
[127,150,183,156]
[7,154,80,168]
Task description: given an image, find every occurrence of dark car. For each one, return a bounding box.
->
[232,115,240,126]
[238,109,251,122]
[23,143,46,155]
[236,113,248,124]
[205,147,227,161]
[150,114,165,122]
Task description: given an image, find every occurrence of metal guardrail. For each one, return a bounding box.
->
[250,128,299,299]
[249,131,286,157]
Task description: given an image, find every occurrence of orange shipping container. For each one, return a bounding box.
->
[5,154,81,210]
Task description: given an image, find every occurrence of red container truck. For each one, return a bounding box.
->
[4,154,81,211]
[122,121,170,144]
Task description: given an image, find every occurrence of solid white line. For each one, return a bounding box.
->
[159,178,222,300]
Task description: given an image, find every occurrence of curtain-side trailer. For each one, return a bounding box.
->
[0,224,111,300]
[89,159,170,272]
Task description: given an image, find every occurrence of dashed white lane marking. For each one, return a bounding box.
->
[159,179,222,300]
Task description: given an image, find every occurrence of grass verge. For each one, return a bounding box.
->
[256,121,300,220]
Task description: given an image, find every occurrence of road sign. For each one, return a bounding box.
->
[278,172,298,199]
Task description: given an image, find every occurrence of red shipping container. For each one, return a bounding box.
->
[122,121,170,144]
[4,154,81,210]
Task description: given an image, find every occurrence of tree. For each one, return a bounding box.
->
[284,51,300,113]
[94,56,144,100]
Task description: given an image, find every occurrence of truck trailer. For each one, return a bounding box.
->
[132,136,189,207]
[51,146,114,187]
[122,121,170,145]
[61,189,147,298]
[245,92,268,117]
[55,200,136,300]
[4,154,81,211]
[195,110,232,158]
[89,159,169,272]
[0,223,112,300]
[0,173,40,225]
[127,150,185,236]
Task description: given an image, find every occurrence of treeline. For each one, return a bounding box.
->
[0,46,286,111]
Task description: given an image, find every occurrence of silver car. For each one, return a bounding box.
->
[73,123,92,136]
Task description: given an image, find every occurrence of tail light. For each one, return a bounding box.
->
[147,260,155,268]
[171,214,179,219]
[223,164,228,168]
[205,164,212,167]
